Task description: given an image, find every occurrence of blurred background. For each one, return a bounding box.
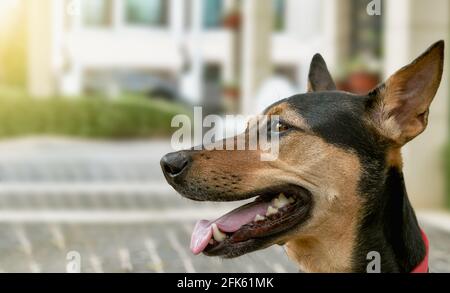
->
[0,0,449,272]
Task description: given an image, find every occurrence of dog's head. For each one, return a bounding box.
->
[161,41,444,272]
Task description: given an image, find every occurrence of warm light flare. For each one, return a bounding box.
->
[0,0,19,17]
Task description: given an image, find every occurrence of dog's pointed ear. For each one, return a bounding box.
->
[367,40,444,145]
[307,53,336,92]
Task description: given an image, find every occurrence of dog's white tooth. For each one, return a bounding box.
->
[209,239,214,245]
[266,206,278,216]
[279,193,288,202]
[254,214,265,222]
[274,193,290,208]
[280,195,290,206]
[272,198,281,208]
[288,197,295,204]
[211,223,226,242]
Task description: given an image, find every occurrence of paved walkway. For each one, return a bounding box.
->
[0,137,448,273]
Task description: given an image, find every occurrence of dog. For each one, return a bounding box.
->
[161,41,444,273]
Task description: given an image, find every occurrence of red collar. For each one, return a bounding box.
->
[411,229,429,273]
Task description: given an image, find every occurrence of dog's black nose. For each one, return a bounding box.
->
[160,152,189,177]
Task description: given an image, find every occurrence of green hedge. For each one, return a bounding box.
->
[0,89,188,139]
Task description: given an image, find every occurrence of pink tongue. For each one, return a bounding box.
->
[190,201,270,254]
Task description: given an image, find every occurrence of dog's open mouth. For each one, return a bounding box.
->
[190,185,312,256]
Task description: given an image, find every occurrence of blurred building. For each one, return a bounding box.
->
[26,0,351,110]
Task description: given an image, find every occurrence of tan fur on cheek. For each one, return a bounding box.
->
[271,136,363,272]
[284,209,360,273]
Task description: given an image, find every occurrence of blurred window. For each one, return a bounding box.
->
[203,0,223,29]
[203,64,221,82]
[274,65,297,85]
[350,0,383,58]
[203,64,223,112]
[273,0,286,32]
[82,0,113,27]
[125,0,169,27]
[184,0,192,30]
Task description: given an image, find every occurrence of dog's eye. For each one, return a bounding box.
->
[273,122,290,133]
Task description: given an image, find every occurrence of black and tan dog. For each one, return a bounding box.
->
[161,41,444,273]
